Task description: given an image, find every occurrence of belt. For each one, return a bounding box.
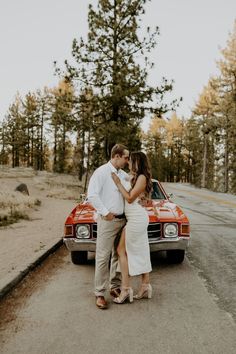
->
[114,213,126,219]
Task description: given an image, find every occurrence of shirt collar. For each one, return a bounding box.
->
[108,161,119,174]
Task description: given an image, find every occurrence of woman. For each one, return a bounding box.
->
[111,151,152,304]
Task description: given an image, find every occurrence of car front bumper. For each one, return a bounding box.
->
[64,238,97,252]
[63,236,189,253]
[148,237,189,252]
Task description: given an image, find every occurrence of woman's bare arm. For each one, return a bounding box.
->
[111,173,146,203]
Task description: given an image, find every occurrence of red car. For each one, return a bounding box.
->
[63,180,190,265]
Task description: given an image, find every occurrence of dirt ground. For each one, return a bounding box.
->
[0,169,80,295]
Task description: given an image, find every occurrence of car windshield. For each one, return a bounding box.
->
[151,181,166,200]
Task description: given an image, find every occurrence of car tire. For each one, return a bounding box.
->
[166,250,185,264]
[71,251,88,265]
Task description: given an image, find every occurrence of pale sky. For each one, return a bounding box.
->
[0,0,235,130]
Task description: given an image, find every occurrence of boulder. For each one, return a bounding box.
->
[15,183,29,196]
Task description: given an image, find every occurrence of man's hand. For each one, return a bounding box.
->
[103,212,115,221]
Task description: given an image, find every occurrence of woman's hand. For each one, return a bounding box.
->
[111,172,121,186]
[138,196,152,207]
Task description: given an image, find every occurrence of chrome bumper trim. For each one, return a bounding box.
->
[149,237,189,252]
[63,238,97,252]
[63,236,189,253]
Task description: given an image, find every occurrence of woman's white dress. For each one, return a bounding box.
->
[122,181,152,276]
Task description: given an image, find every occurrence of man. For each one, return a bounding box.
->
[87,144,129,309]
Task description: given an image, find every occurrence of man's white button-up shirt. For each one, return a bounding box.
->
[87,161,128,216]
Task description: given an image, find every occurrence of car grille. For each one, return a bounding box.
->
[92,224,97,238]
[91,222,161,239]
[148,222,161,239]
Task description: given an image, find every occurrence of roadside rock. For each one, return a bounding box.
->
[15,183,29,196]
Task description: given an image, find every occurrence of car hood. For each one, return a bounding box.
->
[65,200,189,225]
[66,203,97,224]
[147,200,188,223]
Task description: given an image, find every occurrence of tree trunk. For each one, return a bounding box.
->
[201,134,207,188]
[78,130,85,181]
[53,124,58,172]
[61,121,66,173]
[39,107,44,171]
[84,128,91,192]
[224,126,229,193]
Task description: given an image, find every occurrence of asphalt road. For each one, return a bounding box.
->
[164,183,236,323]
[0,183,236,354]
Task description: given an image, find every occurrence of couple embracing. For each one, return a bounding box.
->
[87,144,152,309]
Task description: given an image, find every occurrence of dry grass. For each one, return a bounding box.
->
[0,166,36,178]
[46,187,78,200]
[0,166,87,226]
[0,190,41,227]
[33,171,85,201]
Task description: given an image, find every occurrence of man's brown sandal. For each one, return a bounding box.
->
[96,296,108,309]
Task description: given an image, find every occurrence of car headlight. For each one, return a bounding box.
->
[164,223,178,237]
[76,224,90,238]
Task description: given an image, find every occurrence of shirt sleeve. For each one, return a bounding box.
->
[87,169,109,216]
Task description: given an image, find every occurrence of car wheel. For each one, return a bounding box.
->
[166,250,185,264]
[71,251,88,265]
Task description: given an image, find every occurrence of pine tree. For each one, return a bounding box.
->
[217,20,236,192]
[49,80,75,173]
[143,116,166,181]
[0,119,9,165]
[56,0,176,161]
[165,113,185,182]
[21,92,38,168]
[192,80,219,189]
[34,89,52,171]
[183,117,202,186]
[4,95,27,168]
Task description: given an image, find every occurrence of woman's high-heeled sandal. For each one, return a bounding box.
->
[113,287,133,304]
[134,283,152,299]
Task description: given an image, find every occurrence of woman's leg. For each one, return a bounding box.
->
[141,273,150,284]
[134,273,152,299]
[117,228,129,288]
[113,228,134,304]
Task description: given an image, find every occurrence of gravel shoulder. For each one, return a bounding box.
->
[0,173,78,297]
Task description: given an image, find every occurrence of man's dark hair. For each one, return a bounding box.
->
[111,144,128,158]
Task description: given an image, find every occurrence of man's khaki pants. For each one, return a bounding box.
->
[95,216,126,297]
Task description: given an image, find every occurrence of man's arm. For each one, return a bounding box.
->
[87,169,114,220]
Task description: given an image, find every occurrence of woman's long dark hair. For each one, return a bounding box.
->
[130,151,152,195]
